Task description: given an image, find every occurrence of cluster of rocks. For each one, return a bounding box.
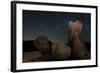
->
[23,19,90,62]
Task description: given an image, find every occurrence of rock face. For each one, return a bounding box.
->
[68,19,83,39]
[68,19,90,59]
[33,35,55,61]
[72,32,90,59]
[34,35,50,55]
[52,42,71,60]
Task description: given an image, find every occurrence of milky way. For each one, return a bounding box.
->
[23,10,91,42]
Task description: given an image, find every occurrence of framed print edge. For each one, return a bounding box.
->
[96,6,98,67]
[11,1,17,72]
[14,65,97,72]
[11,1,98,72]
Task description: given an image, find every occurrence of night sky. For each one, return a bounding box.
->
[23,10,91,43]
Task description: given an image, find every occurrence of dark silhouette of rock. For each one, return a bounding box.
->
[23,40,38,52]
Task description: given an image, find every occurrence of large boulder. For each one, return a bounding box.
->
[52,42,71,60]
[34,35,50,55]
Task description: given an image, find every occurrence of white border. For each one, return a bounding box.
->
[16,3,96,70]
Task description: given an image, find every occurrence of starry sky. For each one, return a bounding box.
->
[23,10,91,43]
